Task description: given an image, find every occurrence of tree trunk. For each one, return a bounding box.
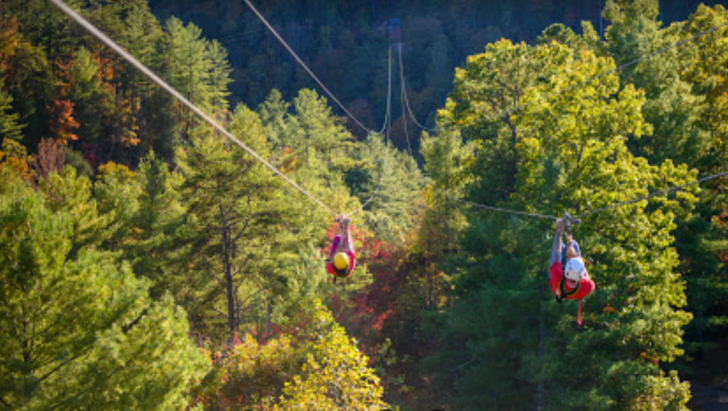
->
[220,201,236,336]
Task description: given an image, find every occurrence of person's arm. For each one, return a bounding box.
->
[340,215,354,254]
[573,275,595,299]
[329,235,341,258]
[550,219,565,266]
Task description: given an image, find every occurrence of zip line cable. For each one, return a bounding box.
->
[377,47,393,135]
[400,65,414,157]
[458,199,559,220]
[459,168,728,222]
[397,44,436,133]
[50,0,728,226]
[393,21,728,136]
[241,0,376,135]
[450,22,728,220]
[242,0,393,216]
[46,0,340,218]
[346,49,393,216]
[574,169,728,219]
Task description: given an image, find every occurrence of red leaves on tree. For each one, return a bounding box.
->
[30,138,65,181]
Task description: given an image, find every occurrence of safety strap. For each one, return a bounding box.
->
[558,276,581,298]
[577,299,583,326]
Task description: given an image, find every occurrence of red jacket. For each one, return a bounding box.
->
[326,250,356,277]
[549,262,595,300]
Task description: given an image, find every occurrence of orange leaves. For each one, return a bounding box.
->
[639,352,660,365]
[48,99,79,144]
[278,146,299,174]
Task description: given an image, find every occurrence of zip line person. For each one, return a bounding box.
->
[549,215,595,325]
[326,215,357,283]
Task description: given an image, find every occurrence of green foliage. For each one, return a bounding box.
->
[37,166,113,258]
[0,78,24,141]
[6,0,728,408]
[427,37,696,410]
[173,104,297,339]
[0,173,208,410]
[163,17,232,138]
[349,133,424,244]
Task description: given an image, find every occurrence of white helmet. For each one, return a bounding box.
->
[564,257,585,282]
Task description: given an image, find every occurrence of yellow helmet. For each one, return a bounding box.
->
[333,252,350,271]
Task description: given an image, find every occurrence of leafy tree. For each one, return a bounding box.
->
[30,137,66,181]
[670,3,728,376]
[48,99,80,145]
[275,298,389,411]
[0,137,31,178]
[194,334,299,410]
[605,0,710,167]
[427,39,696,410]
[194,298,389,410]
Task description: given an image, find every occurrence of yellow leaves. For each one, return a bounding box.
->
[275,298,389,411]
[0,17,20,63]
[0,138,30,178]
[199,299,388,410]
[629,370,690,411]
[98,161,135,180]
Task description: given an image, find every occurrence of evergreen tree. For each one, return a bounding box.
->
[0,173,209,410]
[0,78,24,141]
[174,104,293,340]
[66,47,112,143]
[670,4,728,374]
[349,133,424,245]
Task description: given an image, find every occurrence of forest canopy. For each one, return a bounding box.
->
[1,0,728,409]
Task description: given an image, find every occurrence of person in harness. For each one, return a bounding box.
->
[326,215,356,282]
[549,215,595,325]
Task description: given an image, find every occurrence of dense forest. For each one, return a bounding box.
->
[148,0,725,153]
[1,0,727,410]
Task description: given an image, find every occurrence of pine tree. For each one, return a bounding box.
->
[163,17,216,137]
[174,104,292,340]
[66,47,112,143]
[0,172,209,410]
[0,78,24,141]
[348,133,424,245]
